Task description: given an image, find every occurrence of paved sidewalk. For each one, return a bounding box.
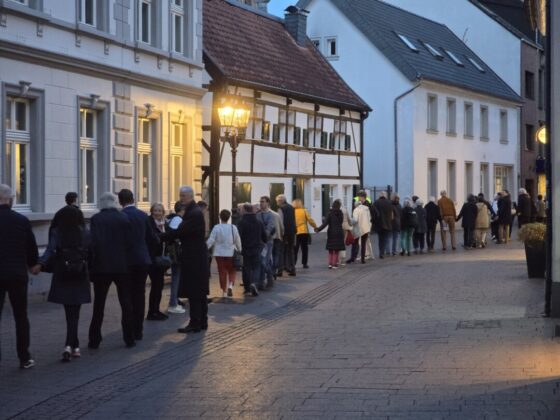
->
[1,233,559,419]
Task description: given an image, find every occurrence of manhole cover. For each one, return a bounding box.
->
[457,320,502,329]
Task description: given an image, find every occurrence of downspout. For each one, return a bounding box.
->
[394,82,421,193]
[360,111,367,187]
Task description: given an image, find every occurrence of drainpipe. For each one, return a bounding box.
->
[394,82,421,193]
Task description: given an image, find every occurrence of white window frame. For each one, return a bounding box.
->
[311,38,321,50]
[137,117,153,205]
[138,0,152,44]
[445,50,464,66]
[79,0,97,27]
[170,121,184,204]
[480,105,489,140]
[427,94,438,132]
[494,165,512,195]
[5,97,31,209]
[326,37,338,58]
[499,109,508,143]
[446,98,456,135]
[79,108,98,207]
[171,1,184,54]
[424,42,443,59]
[396,33,418,52]
[447,160,456,202]
[464,102,474,138]
[468,57,485,72]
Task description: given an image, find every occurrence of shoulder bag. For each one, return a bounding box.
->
[231,226,243,269]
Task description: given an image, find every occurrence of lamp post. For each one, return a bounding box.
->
[217,94,251,220]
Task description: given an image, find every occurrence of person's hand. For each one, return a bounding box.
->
[29,264,42,275]
[314,228,319,233]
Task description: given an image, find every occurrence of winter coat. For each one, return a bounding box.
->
[90,208,133,275]
[414,206,427,234]
[121,206,159,267]
[295,207,318,235]
[475,202,490,229]
[424,201,441,228]
[352,204,372,237]
[373,197,394,232]
[163,201,210,299]
[536,200,546,218]
[497,195,513,225]
[40,228,91,305]
[0,204,38,281]
[147,217,167,262]
[238,213,267,257]
[401,206,418,229]
[278,203,296,241]
[317,209,345,251]
[517,193,532,225]
[438,196,456,218]
[341,207,353,231]
[391,201,402,231]
[457,201,478,229]
[206,223,242,257]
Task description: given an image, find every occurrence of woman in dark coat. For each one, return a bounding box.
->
[400,198,417,256]
[413,199,427,254]
[497,191,513,244]
[146,203,169,321]
[424,197,441,252]
[37,205,90,362]
[163,187,210,333]
[456,194,478,248]
[390,194,402,256]
[315,199,345,269]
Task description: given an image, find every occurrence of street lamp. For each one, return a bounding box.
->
[217,94,251,218]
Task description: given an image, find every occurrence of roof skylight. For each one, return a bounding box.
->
[467,57,486,72]
[445,50,464,66]
[396,33,419,52]
[423,42,443,59]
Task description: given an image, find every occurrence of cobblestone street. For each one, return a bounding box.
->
[1,235,559,419]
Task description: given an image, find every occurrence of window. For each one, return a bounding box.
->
[269,183,285,211]
[525,124,534,151]
[278,109,296,144]
[237,182,252,204]
[272,124,280,143]
[427,94,438,132]
[137,117,153,203]
[499,110,508,143]
[138,0,152,44]
[79,0,96,26]
[525,71,535,100]
[538,69,544,109]
[467,57,485,72]
[170,122,185,203]
[480,106,489,140]
[320,132,328,149]
[171,0,184,54]
[4,97,30,207]
[10,0,29,4]
[311,38,320,49]
[326,38,337,57]
[465,162,473,196]
[261,121,270,141]
[464,103,473,137]
[447,160,456,201]
[79,108,98,205]
[480,163,489,198]
[334,119,347,150]
[446,98,456,135]
[423,42,443,59]
[294,127,301,146]
[344,134,351,151]
[494,165,512,195]
[428,159,438,199]
[445,50,464,66]
[396,33,418,52]
[308,115,322,148]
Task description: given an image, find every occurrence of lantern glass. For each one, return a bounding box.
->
[234,107,251,129]
[218,105,235,128]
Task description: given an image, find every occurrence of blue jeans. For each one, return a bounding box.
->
[169,264,181,307]
[242,254,261,293]
[389,231,400,254]
[260,241,274,288]
[272,239,282,274]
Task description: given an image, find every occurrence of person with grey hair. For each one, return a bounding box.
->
[438,190,457,251]
[88,192,136,349]
[0,184,38,368]
[162,186,210,333]
[238,203,268,296]
[517,187,532,228]
[275,194,297,276]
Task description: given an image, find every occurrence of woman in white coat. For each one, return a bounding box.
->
[207,209,242,298]
[349,200,372,264]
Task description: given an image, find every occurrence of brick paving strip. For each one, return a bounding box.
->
[6,265,376,420]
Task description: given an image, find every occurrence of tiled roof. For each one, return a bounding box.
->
[323,0,522,103]
[203,0,371,112]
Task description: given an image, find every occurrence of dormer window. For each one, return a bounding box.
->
[467,57,485,73]
[423,42,443,59]
[396,33,418,52]
[445,50,464,66]
[326,38,338,57]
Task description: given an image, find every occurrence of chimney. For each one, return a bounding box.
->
[284,5,309,46]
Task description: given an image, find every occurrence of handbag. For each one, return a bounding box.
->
[231,226,243,269]
[154,243,172,269]
[345,231,355,246]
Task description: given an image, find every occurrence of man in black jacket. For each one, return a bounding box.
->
[0,184,38,368]
[424,197,441,252]
[239,203,268,296]
[373,192,393,259]
[276,194,296,277]
[88,192,136,348]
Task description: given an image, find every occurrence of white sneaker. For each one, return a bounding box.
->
[222,292,228,298]
[168,305,186,314]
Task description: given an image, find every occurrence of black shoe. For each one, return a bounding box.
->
[178,325,201,333]
[303,265,309,269]
[288,271,296,277]
[250,284,259,296]
[88,341,100,349]
[135,332,143,341]
[361,260,365,264]
[227,287,233,297]
[276,271,283,277]
[400,251,405,256]
[62,347,71,363]
[380,255,384,259]
[125,341,136,348]
[147,312,168,321]
[407,252,411,256]
[201,324,208,330]
[346,259,355,264]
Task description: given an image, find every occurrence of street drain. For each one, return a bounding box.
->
[456,320,502,329]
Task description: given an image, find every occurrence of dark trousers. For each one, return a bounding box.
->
[413,232,425,250]
[89,273,135,345]
[64,304,81,348]
[272,239,282,274]
[147,265,165,314]
[426,226,437,250]
[0,278,30,362]
[351,233,369,262]
[491,220,499,239]
[378,230,390,257]
[463,227,475,247]
[188,297,208,329]
[242,253,261,293]
[129,265,148,337]
[294,234,310,266]
[282,236,296,274]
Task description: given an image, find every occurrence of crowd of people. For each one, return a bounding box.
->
[0,181,546,369]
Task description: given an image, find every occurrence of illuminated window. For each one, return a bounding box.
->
[5,97,30,207]
[79,108,98,205]
[137,117,153,203]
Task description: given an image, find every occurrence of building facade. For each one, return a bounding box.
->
[0,0,205,291]
[382,0,547,200]
[301,0,521,205]
[202,0,370,223]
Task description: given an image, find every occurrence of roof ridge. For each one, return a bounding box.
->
[222,0,284,23]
